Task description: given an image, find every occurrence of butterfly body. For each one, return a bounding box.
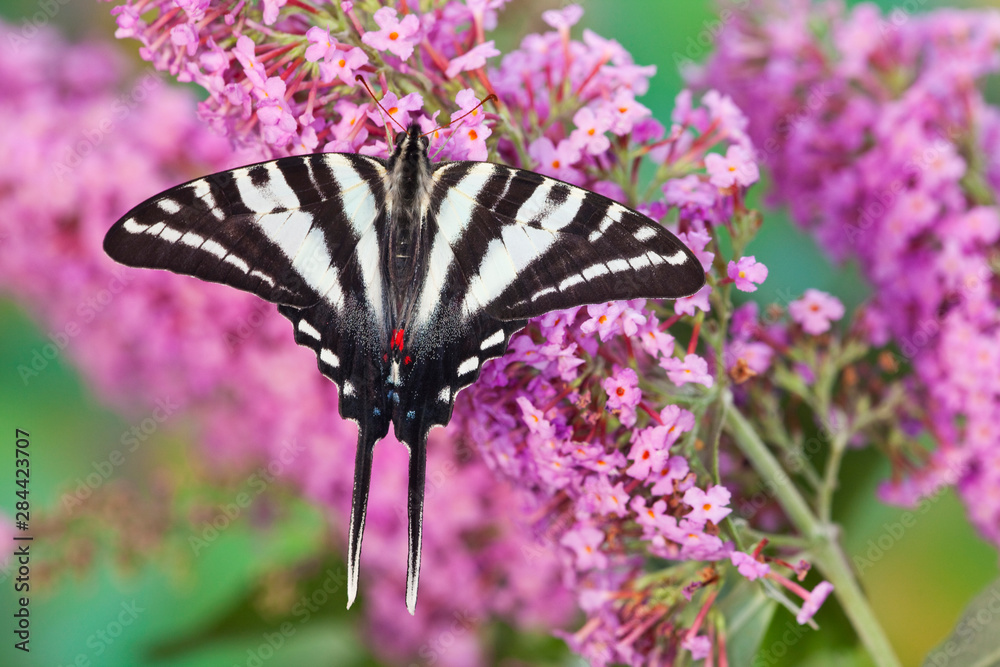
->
[104,123,705,613]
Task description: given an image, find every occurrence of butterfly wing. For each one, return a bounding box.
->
[389,160,706,612]
[428,161,706,320]
[104,153,396,611]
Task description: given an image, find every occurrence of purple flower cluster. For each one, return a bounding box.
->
[0,21,572,666]
[441,7,837,660]
[110,0,511,160]
[700,0,1000,540]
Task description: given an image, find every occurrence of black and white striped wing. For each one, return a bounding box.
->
[386,161,707,612]
[426,162,706,322]
[105,152,401,613]
[104,151,397,427]
[394,160,706,443]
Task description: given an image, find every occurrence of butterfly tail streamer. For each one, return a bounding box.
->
[404,428,428,615]
[346,426,379,609]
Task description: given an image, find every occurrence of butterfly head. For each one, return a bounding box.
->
[392,124,430,158]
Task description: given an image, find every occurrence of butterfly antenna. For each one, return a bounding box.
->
[355,74,407,138]
[430,120,463,160]
[421,93,497,138]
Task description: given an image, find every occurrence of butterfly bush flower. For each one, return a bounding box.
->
[700,0,1000,547]
[2,0,897,662]
[790,289,845,335]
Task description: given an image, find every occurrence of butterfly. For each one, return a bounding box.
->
[103,122,706,613]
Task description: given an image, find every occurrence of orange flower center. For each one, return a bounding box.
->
[468,129,478,140]
[552,160,561,168]
[587,128,596,135]
[388,107,398,115]
[616,387,625,397]
[338,59,346,67]
[389,31,399,40]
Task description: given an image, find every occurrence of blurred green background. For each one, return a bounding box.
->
[0,1,998,665]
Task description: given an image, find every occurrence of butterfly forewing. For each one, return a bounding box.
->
[428,162,706,321]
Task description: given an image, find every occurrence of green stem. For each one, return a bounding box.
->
[724,394,901,667]
[818,429,849,523]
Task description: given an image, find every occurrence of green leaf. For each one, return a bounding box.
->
[922,580,1000,667]
[719,579,778,663]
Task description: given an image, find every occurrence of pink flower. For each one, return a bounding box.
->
[635,319,675,359]
[319,47,368,86]
[528,136,582,182]
[797,582,834,624]
[727,256,768,292]
[683,485,732,525]
[603,90,651,136]
[362,7,422,60]
[675,284,711,316]
[561,526,608,570]
[366,91,423,129]
[626,429,670,481]
[661,354,714,388]
[169,24,198,56]
[542,4,584,29]
[454,88,488,127]
[789,289,845,335]
[705,145,759,188]
[262,0,287,25]
[731,551,770,580]
[233,35,265,88]
[650,455,690,495]
[579,302,623,341]
[602,366,640,426]
[682,634,711,659]
[451,123,491,161]
[445,40,500,78]
[632,497,673,535]
[678,230,715,271]
[516,396,555,437]
[569,107,612,155]
[304,26,335,62]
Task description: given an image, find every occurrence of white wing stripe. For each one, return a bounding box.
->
[180,232,205,248]
[457,356,478,376]
[480,330,504,350]
[158,199,181,214]
[320,348,340,367]
[665,249,689,266]
[634,226,656,241]
[583,263,610,280]
[159,226,182,243]
[298,320,322,340]
[462,239,518,315]
[607,258,630,273]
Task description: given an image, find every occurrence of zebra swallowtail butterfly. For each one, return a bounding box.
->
[103,123,706,613]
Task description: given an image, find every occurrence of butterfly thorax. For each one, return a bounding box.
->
[383,125,434,346]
